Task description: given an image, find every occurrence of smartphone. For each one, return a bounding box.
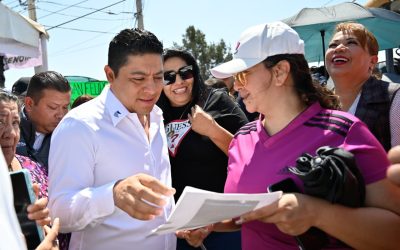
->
[268,178,301,193]
[10,169,44,250]
[268,178,328,250]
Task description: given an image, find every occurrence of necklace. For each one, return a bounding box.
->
[178,103,191,120]
[178,102,192,120]
[170,103,192,135]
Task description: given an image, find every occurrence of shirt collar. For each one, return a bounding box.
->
[101,85,164,127]
[100,85,129,126]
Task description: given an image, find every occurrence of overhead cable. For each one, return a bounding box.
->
[38,0,88,20]
[46,0,126,31]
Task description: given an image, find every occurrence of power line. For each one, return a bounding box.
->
[46,0,126,31]
[37,0,88,20]
[50,22,125,57]
[43,25,117,34]
[10,2,23,9]
[3,0,20,5]
[38,0,128,15]
[52,41,109,57]
[37,6,130,21]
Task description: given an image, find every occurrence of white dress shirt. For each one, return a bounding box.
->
[33,132,45,151]
[48,85,176,250]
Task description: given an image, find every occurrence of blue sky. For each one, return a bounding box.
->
[3,0,368,89]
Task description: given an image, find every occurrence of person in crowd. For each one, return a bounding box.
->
[16,71,71,170]
[0,91,49,219]
[11,77,31,103]
[325,22,400,150]
[1,151,61,250]
[205,77,233,98]
[181,21,400,250]
[0,91,60,250]
[310,65,328,85]
[388,145,400,186]
[70,94,94,109]
[157,49,248,250]
[48,28,176,250]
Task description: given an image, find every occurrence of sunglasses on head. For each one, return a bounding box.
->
[163,65,194,85]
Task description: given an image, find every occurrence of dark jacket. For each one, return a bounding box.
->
[355,77,400,151]
[16,108,52,170]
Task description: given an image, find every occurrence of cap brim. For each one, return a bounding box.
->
[210,58,262,79]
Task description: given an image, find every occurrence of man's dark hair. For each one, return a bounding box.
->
[108,28,163,77]
[26,71,71,103]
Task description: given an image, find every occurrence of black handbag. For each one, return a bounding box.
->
[286,146,366,250]
[289,146,366,207]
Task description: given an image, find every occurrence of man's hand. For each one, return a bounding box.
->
[113,173,175,220]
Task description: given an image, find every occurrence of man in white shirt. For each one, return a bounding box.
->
[48,28,176,250]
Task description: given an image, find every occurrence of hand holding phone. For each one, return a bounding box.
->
[27,197,51,227]
[10,169,45,249]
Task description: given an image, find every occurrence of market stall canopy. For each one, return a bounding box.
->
[0,2,49,57]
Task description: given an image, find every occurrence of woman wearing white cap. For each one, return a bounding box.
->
[179,21,400,250]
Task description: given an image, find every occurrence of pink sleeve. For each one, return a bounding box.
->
[343,121,389,184]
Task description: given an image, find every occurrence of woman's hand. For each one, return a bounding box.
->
[387,146,400,186]
[237,193,323,236]
[176,224,214,248]
[28,197,50,226]
[188,105,233,155]
[188,105,215,137]
[29,183,51,226]
[36,218,60,250]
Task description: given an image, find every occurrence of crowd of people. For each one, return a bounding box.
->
[1,14,400,250]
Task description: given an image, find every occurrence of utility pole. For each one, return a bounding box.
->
[135,0,144,29]
[27,0,37,21]
[27,0,48,73]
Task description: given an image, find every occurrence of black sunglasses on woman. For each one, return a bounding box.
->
[163,65,194,85]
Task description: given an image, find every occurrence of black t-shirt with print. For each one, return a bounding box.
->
[163,89,249,200]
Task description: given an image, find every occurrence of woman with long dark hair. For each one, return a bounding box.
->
[158,49,248,250]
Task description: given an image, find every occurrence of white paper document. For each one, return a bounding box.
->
[151,186,282,235]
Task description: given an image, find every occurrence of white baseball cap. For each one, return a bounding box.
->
[211,21,304,79]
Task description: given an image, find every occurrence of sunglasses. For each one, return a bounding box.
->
[233,71,249,87]
[163,65,194,85]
